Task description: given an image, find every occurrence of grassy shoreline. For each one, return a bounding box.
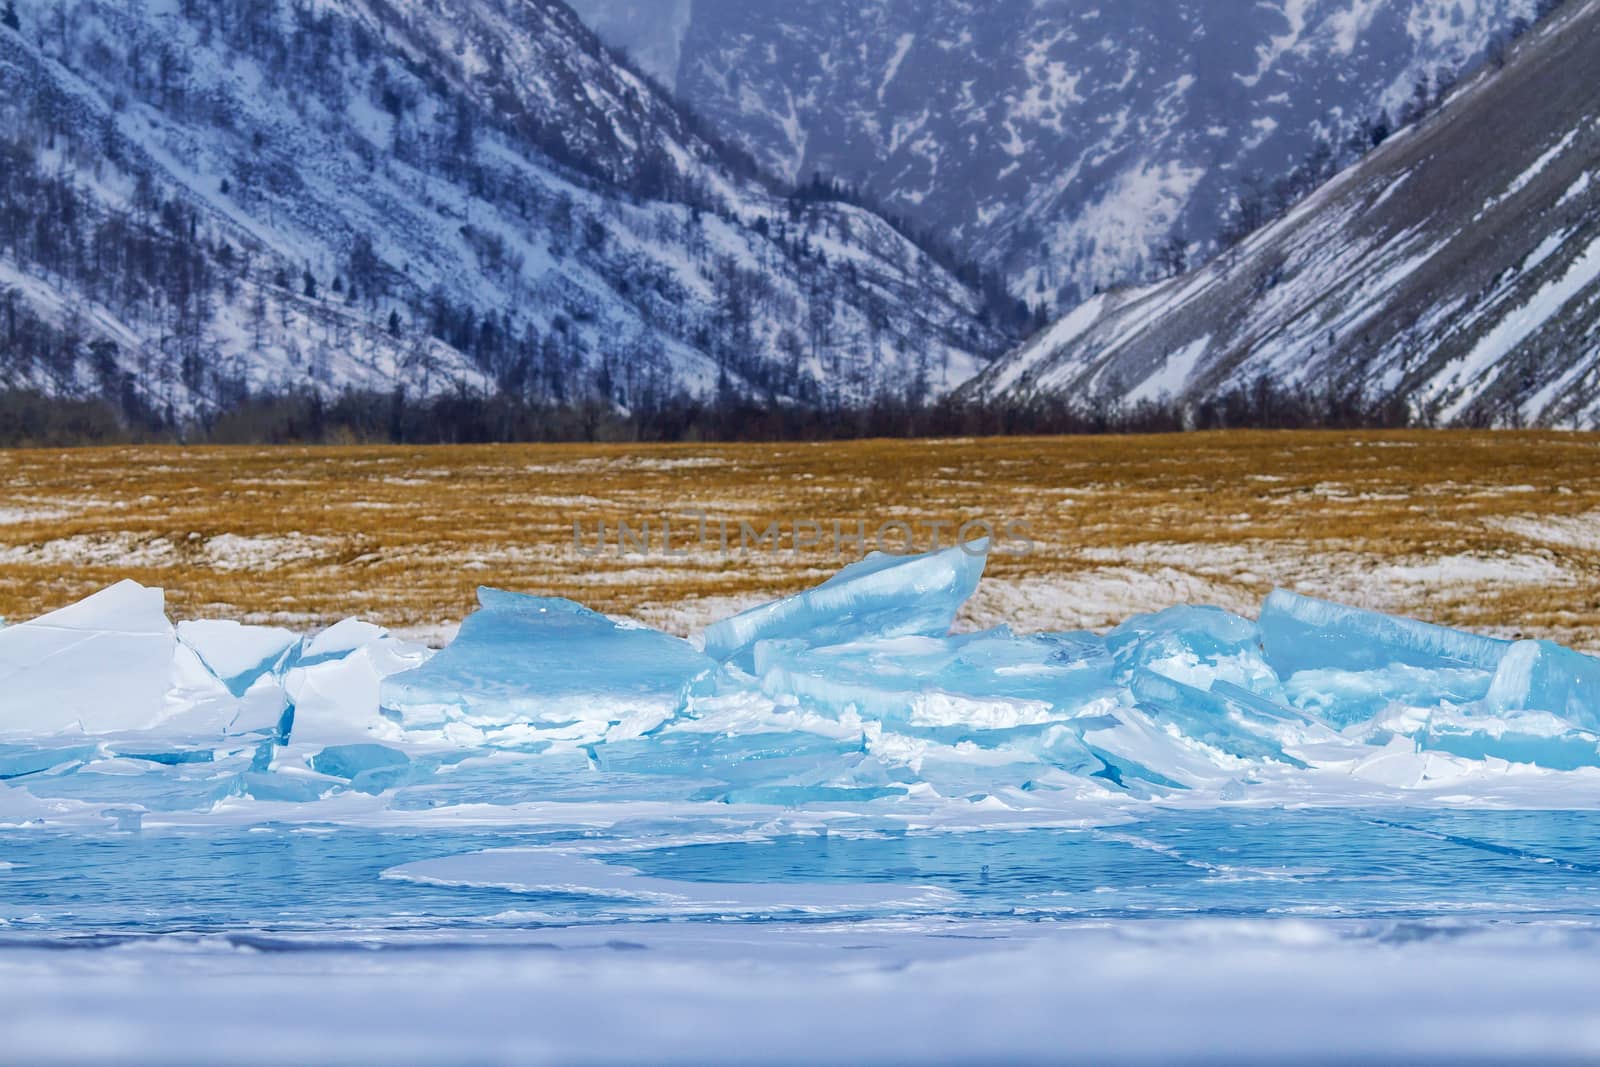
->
[2,430,1596,648]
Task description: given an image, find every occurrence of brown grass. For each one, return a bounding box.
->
[2,431,1598,647]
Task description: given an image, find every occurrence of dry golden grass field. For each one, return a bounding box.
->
[2,431,1598,650]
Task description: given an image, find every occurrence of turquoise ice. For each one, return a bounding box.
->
[380,588,716,744]
[1108,604,1283,695]
[2,561,1600,805]
[753,627,1114,730]
[1486,640,1600,730]
[703,540,989,671]
[1259,588,1511,676]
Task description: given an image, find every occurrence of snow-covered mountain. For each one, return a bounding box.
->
[970,0,1600,427]
[0,0,1010,420]
[569,0,1539,308]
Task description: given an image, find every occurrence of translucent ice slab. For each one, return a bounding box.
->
[1259,589,1511,678]
[1485,640,1600,730]
[1107,605,1282,695]
[753,628,1113,730]
[1418,708,1600,771]
[380,589,715,745]
[308,743,414,794]
[703,541,988,671]
[1284,663,1497,727]
[383,846,957,914]
[1127,670,1309,766]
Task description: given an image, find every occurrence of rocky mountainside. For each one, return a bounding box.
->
[570,0,1539,308]
[0,0,1010,423]
[970,0,1600,428]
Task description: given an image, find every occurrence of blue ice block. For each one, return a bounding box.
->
[703,541,988,671]
[309,743,410,780]
[1284,663,1496,727]
[1484,640,1600,730]
[309,743,414,795]
[380,589,715,740]
[1259,589,1511,678]
[1418,707,1600,770]
[1107,605,1282,696]
[753,627,1114,731]
[1128,670,1308,767]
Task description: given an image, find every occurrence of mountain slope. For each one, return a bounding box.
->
[0,0,1007,422]
[569,0,1536,308]
[970,0,1600,428]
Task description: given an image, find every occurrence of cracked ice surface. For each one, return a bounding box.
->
[7,542,1600,1061]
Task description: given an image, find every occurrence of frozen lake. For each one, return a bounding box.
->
[6,812,1600,1064]
[7,540,1600,1061]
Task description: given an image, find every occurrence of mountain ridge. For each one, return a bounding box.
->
[569,0,1541,308]
[970,0,1600,428]
[0,0,1010,426]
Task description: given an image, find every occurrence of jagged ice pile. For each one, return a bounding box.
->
[3,541,1600,814]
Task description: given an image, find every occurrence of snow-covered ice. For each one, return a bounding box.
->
[0,580,175,734]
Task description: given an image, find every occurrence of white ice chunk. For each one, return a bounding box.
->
[177,620,300,696]
[301,618,388,662]
[284,635,430,746]
[155,641,289,738]
[0,581,176,735]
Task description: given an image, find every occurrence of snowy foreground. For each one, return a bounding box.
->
[7,541,1600,1062]
[8,921,1600,1065]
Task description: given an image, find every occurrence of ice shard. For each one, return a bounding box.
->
[1417,707,1600,771]
[0,581,176,735]
[703,541,988,671]
[380,589,715,744]
[1484,640,1600,731]
[1259,589,1511,678]
[177,620,300,697]
[753,627,1113,732]
[1127,670,1308,766]
[284,625,431,746]
[1107,605,1282,695]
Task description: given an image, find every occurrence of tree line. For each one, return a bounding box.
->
[0,377,1422,447]
[0,0,1018,432]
